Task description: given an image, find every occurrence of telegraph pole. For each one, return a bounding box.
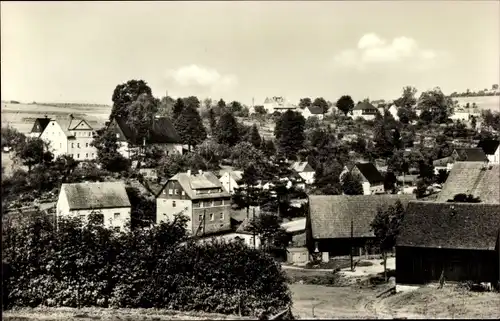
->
[252,207,256,249]
[350,218,354,272]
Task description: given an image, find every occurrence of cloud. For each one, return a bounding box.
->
[332,33,449,71]
[167,64,238,94]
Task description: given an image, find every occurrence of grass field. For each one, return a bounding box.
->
[453,96,500,111]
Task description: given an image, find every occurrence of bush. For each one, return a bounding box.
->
[2,213,291,316]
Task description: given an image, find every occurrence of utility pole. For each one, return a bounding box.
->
[350,218,354,272]
[252,207,256,249]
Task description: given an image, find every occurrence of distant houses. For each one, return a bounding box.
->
[156,170,232,237]
[341,162,385,195]
[433,147,489,173]
[351,102,379,121]
[107,116,183,159]
[300,106,324,120]
[56,181,131,231]
[396,201,500,286]
[262,97,297,114]
[307,194,415,262]
[30,114,98,161]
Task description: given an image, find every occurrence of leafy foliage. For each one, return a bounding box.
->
[417,87,454,124]
[336,95,355,116]
[110,80,153,120]
[248,124,262,149]
[174,104,207,151]
[447,193,481,203]
[312,97,329,114]
[274,110,306,160]
[340,171,364,195]
[215,111,240,147]
[91,128,130,172]
[1,126,26,149]
[172,98,185,121]
[13,137,53,173]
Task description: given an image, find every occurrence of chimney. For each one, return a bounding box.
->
[187,169,191,176]
[198,170,203,175]
[69,113,74,119]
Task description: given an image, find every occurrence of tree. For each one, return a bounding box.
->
[274,110,306,160]
[313,160,343,195]
[341,172,364,195]
[126,94,160,153]
[215,111,240,147]
[298,98,312,109]
[336,95,355,116]
[203,98,213,110]
[370,200,405,282]
[52,154,78,183]
[215,99,227,116]
[13,137,53,173]
[260,139,276,158]
[397,107,418,124]
[126,187,156,229]
[384,171,398,193]
[157,95,176,118]
[417,87,454,123]
[91,127,130,172]
[232,164,262,221]
[1,127,26,149]
[208,108,217,134]
[248,124,262,149]
[174,104,207,151]
[436,169,449,185]
[230,142,265,170]
[246,213,288,252]
[312,97,329,114]
[394,86,417,109]
[229,101,243,113]
[254,105,266,114]
[172,98,185,121]
[110,80,153,120]
[183,96,201,109]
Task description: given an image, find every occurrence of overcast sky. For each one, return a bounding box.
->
[1,1,499,106]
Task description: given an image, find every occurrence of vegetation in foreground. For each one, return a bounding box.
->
[2,212,291,317]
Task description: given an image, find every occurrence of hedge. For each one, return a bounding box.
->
[2,212,292,316]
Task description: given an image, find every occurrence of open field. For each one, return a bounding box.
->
[1,103,111,134]
[453,95,500,111]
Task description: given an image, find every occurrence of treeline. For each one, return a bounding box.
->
[2,212,291,315]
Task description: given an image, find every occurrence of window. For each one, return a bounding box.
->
[77,154,80,159]
[86,143,89,147]
[168,189,173,195]
[220,212,224,220]
[60,143,62,148]
[91,153,94,157]
[77,143,80,148]
[72,143,74,148]
[181,191,185,196]
[174,189,178,195]
[114,213,120,219]
[116,133,120,138]
[199,214,203,221]
[163,190,166,194]
[172,201,176,207]
[89,132,92,137]
[86,153,88,158]
[210,213,214,221]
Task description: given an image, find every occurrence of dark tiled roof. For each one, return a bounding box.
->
[30,117,51,133]
[112,117,181,145]
[353,102,377,111]
[162,171,231,200]
[307,106,324,115]
[453,148,488,162]
[397,201,500,250]
[433,156,453,167]
[477,139,500,155]
[355,162,384,184]
[435,162,500,204]
[308,194,416,239]
[62,182,131,210]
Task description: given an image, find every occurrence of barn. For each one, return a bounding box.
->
[396,201,500,286]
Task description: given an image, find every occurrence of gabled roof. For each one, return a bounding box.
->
[111,117,181,145]
[306,105,324,115]
[435,162,500,204]
[61,182,131,211]
[477,139,500,155]
[281,218,306,233]
[228,170,243,181]
[164,171,231,200]
[353,102,377,111]
[30,117,51,134]
[308,194,416,239]
[354,162,384,184]
[291,161,314,173]
[397,201,500,250]
[433,156,453,167]
[453,148,489,162]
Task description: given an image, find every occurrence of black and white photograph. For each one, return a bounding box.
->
[1,1,500,320]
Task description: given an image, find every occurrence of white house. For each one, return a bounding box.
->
[263,96,297,114]
[31,115,98,161]
[477,139,500,164]
[351,102,379,121]
[290,161,315,184]
[300,106,324,120]
[219,170,243,194]
[388,104,400,121]
[340,162,385,195]
[107,116,183,159]
[56,181,131,231]
[450,107,481,122]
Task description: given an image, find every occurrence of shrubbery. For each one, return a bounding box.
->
[2,212,291,316]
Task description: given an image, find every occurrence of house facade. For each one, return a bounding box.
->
[219,170,243,194]
[56,181,131,231]
[396,201,500,287]
[340,162,385,195]
[156,170,232,236]
[300,106,324,120]
[107,116,183,159]
[388,104,399,121]
[351,102,379,121]
[291,161,315,185]
[477,139,500,164]
[263,97,297,114]
[34,115,97,161]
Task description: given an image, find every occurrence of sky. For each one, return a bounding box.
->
[1,1,499,106]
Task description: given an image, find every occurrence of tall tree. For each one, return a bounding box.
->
[126,94,159,152]
[298,98,312,109]
[183,96,201,109]
[312,97,329,114]
[394,86,417,109]
[110,80,153,120]
[172,98,185,121]
[203,98,213,110]
[215,99,227,116]
[157,95,176,118]
[370,200,405,281]
[215,111,240,146]
[230,101,243,113]
[274,110,306,160]
[313,160,343,195]
[90,128,130,172]
[249,124,262,148]
[260,139,276,158]
[13,137,53,173]
[340,172,364,195]
[174,104,207,151]
[417,87,454,123]
[336,95,355,116]
[208,108,217,134]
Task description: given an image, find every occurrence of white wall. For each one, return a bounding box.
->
[156,198,193,233]
[40,121,68,158]
[299,172,315,184]
[204,232,262,249]
[362,182,371,195]
[220,173,240,194]
[488,148,500,164]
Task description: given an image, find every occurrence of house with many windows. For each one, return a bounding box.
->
[156,170,232,236]
[107,116,183,159]
[56,181,131,232]
[31,114,98,161]
[351,102,379,121]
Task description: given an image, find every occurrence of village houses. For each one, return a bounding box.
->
[432,147,489,174]
[219,170,243,194]
[156,170,232,237]
[299,105,324,120]
[290,161,315,184]
[107,116,183,159]
[340,162,385,195]
[351,101,379,121]
[262,96,297,114]
[56,181,131,232]
[30,115,98,161]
